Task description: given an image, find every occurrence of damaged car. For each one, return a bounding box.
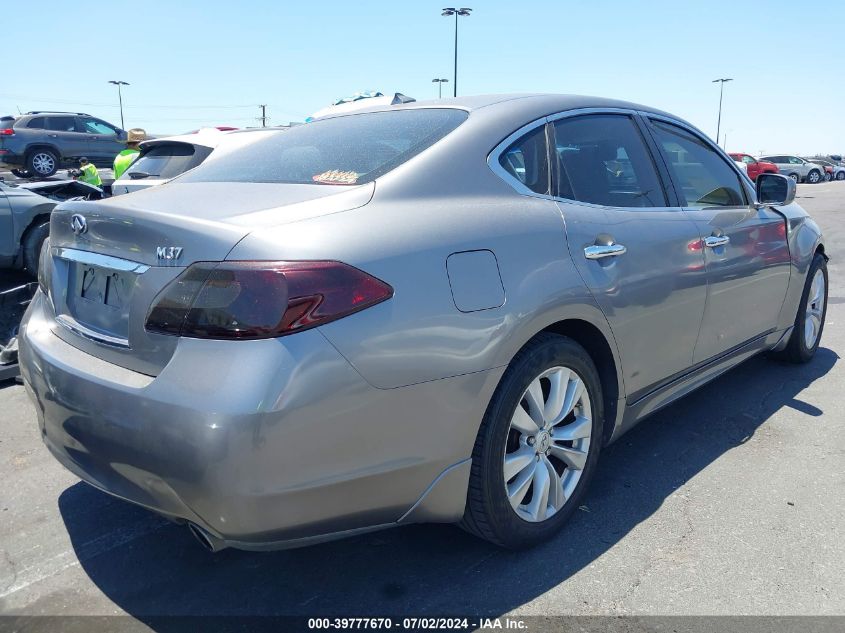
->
[0,178,102,274]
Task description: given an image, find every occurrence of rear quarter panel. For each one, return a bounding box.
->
[226,124,621,392]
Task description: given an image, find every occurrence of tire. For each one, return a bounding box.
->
[836,171,845,181]
[774,253,828,363]
[22,220,50,276]
[25,149,58,178]
[460,333,604,549]
[824,172,832,182]
[788,172,800,182]
[806,169,822,184]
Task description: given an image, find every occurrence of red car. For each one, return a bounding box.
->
[729,153,779,181]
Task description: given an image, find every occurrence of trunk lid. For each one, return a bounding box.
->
[44,181,374,375]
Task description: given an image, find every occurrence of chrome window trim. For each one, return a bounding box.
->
[642,112,755,205]
[546,107,674,209]
[54,247,150,273]
[487,117,556,200]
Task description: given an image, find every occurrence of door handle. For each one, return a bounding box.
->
[48,134,58,138]
[704,235,730,248]
[584,243,627,259]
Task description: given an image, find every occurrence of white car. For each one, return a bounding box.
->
[111,128,276,196]
[308,92,416,121]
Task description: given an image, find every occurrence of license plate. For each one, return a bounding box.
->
[78,264,130,309]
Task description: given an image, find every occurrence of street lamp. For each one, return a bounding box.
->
[441,7,472,97]
[108,80,130,130]
[712,78,733,148]
[432,78,449,98]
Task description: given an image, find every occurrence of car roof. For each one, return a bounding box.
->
[322,93,681,122]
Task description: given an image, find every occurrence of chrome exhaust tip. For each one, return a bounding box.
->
[187,523,227,553]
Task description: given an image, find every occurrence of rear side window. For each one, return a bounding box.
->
[498,125,549,195]
[553,114,667,207]
[45,116,77,132]
[125,143,211,180]
[650,120,746,208]
[27,117,46,129]
[181,109,468,185]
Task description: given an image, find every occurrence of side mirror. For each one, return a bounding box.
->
[756,173,795,207]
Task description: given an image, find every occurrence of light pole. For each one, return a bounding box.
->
[108,80,130,129]
[432,78,449,98]
[712,78,733,148]
[441,7,472,97]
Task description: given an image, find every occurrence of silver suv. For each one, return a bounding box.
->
[758,155,826,183]
[0,111,127,178]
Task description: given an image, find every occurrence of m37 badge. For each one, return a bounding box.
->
[156,246,183,262]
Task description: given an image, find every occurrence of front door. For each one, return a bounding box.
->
[550,113,708,399]
[645,118,791,363]
[79,118,124,164]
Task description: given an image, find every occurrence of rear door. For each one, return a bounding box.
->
[44,115,88,159]
[549,111,708,398]
[644,117,791,363]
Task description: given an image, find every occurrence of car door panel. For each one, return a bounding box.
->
[560,201,708,397]
[683,206,791,361]
[45,116,88,159]
[549,113,708,398]
[79,118,123,162]
[644,118,792,363]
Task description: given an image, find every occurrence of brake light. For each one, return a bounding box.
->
[0,128,14,136]
[145,260,393,339]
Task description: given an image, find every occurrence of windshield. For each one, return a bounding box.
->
[180,108,468,186]
[126,143,212,180]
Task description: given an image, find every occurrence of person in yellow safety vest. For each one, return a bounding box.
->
[76,157,102,187]
[113,128,147,180]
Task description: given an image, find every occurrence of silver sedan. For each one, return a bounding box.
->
[19,94,828,551]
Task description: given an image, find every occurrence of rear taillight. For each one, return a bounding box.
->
[0,128,14,136]
[145,261,393,340]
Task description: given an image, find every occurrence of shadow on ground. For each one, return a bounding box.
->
[57,348,837,620]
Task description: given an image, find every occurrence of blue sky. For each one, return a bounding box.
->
[4,0,842,154]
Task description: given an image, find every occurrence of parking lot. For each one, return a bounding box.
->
[1,182,844,625]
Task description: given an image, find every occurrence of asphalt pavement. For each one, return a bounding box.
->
[1,183,844,626]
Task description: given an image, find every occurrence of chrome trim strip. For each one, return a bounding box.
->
[54,247,150,273]
[584,244,627,259]
[55,314,131,349]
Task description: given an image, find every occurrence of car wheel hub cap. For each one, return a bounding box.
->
[804,270,825,348]
[32,153,54,174]
[503,366,592,523]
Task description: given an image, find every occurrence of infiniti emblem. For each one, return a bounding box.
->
[70,214,88,236]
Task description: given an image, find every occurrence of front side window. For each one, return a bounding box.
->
[181,108,468,186]
[649,120,745,208]
[45,117,77,132]
[741,155,756,164]
[498,125,549,195]
[82,119,118,135]
[553,114,667,207]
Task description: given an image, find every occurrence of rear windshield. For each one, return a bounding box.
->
[180,108,468,186]
[125,143,212,180]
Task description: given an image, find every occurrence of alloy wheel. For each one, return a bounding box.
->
[503,366,592,523]
[808,171,820,184]
[31,153,55,175]
[804,269,826,348]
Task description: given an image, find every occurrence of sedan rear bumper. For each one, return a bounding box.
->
[19,290,498,549]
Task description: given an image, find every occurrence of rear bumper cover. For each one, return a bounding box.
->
[19,291,499,549]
